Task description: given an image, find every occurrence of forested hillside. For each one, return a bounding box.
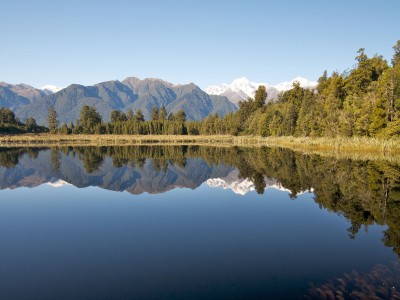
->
[238,41,400,138]
[2,41,399,139]
[15,78,236,125]
[44,41,399,138]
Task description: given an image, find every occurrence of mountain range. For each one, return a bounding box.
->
[1,78,236,125]
[0,149,235,195]
[205,77,318,107]
[0,148,304,196]
[0,76,317,125]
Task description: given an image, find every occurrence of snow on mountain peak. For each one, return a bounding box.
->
[205,169,295,195]
[38,85,65,95]
[205,169,310,196]
[204,76,318,106]
[45,179,72,187]
[232,77,250,85]
[274,77,318,92]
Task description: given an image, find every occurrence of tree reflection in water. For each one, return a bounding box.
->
[1,145,400,260]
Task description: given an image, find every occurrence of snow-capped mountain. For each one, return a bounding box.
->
[273,77,317,92]
[205,169,294,195]
[205,77,318,107]
[45,178,72,187]
[38,85,65,95]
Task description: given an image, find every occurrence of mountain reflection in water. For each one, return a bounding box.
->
[1,145,400,299]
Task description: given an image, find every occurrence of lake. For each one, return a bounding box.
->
[0,146,399,300]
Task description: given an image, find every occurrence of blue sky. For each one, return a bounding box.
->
[1,0,399,89]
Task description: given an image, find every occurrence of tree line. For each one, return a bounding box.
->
[48,102,238,136]
[44,40,400,139]
[1,40,399,138]
[0,107,47,134]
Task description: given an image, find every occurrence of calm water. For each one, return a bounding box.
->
[0,146,399,300]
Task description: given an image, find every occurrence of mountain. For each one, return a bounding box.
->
[205,169,292,195]
[205,77,318,107]
[38,85,65,95]
[0,149,235,195]
[15,77,237,125]
[0,82,48,110]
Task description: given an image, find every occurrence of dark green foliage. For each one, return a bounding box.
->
[392,40,400,67]
[47,106,59,133]
[127,109,134,120]
[175,110,186,123]
[110,109,127,124]
[135,109,145,122]
[0,107,46,133]
[159,106,167,121]
[232,41,400,139]
[168,112,175,121]
[0,107,18,124]
[254,85,267,109]
[60,123,70,134]
[151,106,159,121]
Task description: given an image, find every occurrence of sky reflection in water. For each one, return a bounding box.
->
[0,146,399,300]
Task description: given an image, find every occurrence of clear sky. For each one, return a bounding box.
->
[1,0,399,89]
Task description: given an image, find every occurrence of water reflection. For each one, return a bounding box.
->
[1,145,400,299]
[304,262,400,299]
[1,146,400,260]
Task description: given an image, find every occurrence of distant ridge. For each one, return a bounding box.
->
[14,77,237,125]
[205,77,318,107]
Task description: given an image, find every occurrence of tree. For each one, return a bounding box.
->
[0,108,17,124]
[254,85,267,109]
[47,106,59,133]
[175,110,186,122]
[159,106,167,121]
[127,109,134,119]
[60,123,69,134]
[168,112,175,121]
[110,110,127,123]
[79,105,101,131]
[151,107,159,121]
[25,118,37,128]
[49,148,61,173]
[135,109,145,122]
[392,40,400,67]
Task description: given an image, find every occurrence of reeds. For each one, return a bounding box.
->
[0,134,399,153]
[304,262,400,300]
[261,136,400,153]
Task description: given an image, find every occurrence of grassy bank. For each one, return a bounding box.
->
[0,134,399,152]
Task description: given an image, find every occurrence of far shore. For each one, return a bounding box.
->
[0,133,399,153]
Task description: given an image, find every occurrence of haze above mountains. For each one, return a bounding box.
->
[0,76,317,125]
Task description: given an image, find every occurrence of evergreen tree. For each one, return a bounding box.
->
[159,106,167,121]
[127,109,134,119]
[135,109,145,122]
[151,107,159,121]
[175,110,186,122]
[110,110,127,123]
[254,85,267,109]
[168,112,175,121]
[392,40,400,67]
[61,123,69,134]
[47,106,59,133]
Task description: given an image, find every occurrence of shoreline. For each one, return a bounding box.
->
[0,134,399,152]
